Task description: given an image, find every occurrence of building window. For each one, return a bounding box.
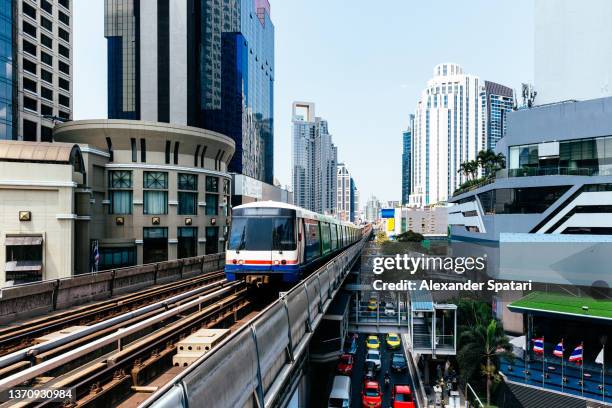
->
[109,170,133,214]
[41,69,52,84]
[58,43,69,59]
[58,27,69,43]
[59,77,69,91]
[23,20,37,38]
[59,60,69,75]
[173,141,180,165]
[59,0,69,9]
[23,77,37,93]
[223,179,230,194]
[22,38,37,56]
[205,194,218,216]
[23,58,37,75]
[41,126,52,142]
[143,227,168,264]
[206,176,218,192]
[58,110,70,120]
[41,51,52,66]
[177,227,197,259]
[22,119,37,141]
[5,236,43,284]
[165,141,171,164]
[58,11,69,26]
[130,138,137,162]
[40,0,53,14]
[40,15,52,32]
[140,139,146,162]
[41,86,53,101]
[178,173,197,215]
[23,96,37,112]
[40,33,52,49]
[144,172,168,215]
[41,104,52,116]
[478,186,570,215]
[205,227,218,255]
[98,246,135,270]
[22,2,36,19]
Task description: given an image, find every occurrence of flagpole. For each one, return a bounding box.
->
[542,336,545,388]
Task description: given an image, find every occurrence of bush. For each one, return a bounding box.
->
[395,230,424,242]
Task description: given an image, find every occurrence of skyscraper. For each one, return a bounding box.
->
[482,81,513,150]
[337,163,358,222]
[1,0,73,141]
[104,0,274,183]
[401,115,414,205]
[409,63,513,206]
[292,102,337,215]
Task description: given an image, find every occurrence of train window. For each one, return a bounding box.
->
[321,223,331,254]
[304,220,321,261]
[330,224,338,250]
[228,216,296,251]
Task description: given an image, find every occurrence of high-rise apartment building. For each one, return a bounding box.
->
[337,163,358,222]
[365,195,381,223]
[1,0,73,141]
[292,102,337,215]
[104,0,274,183]
[409,63,513,206]
[482,81,513,150]
[401,115,414,205]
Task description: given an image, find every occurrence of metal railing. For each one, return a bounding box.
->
[508,167,597,177]
[141,227,372,408]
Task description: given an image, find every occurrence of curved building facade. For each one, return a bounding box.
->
[54,119,235,273]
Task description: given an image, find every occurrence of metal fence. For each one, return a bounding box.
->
[142,229,371,408]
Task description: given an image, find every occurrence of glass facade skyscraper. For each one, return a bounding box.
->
[483,81,514,150]
[0,0,12,140]
[105,0,274,184]
[401,117,413,205]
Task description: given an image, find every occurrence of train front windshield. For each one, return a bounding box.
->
[228,214,296,251]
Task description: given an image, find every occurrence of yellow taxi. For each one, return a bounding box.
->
[366,335,380,350]
[385,332,401,349]
[367,297,378,311]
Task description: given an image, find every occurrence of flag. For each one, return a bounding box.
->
[553,340,564,357]
[595,347,604,365]
[569,343,583,363]
[93,240,100,271]
[532,337,544,354]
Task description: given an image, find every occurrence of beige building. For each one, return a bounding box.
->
[0,120,235,285]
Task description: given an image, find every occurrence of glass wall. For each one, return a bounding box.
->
[0,0,12,139]
[509,136,612,177]
[478,186,570,214]
[177,227,197,259]
[99,246,135,270]
[178,173,197,215]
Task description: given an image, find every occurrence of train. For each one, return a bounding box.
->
[224,201,363,284]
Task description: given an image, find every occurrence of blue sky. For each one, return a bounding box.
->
[74,0,534,207]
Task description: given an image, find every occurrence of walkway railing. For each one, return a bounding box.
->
[141,228,371,408]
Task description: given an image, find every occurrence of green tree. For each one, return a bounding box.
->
[457,303,513,407]
[395,230,424,242]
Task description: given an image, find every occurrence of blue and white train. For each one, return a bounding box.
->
[225,201,363,284]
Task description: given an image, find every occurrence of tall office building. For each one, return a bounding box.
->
[337,163,358,222]
[365,195,381,223]
[409,63,513,206]
[1,0,72,141]
[401,114,414,205]
[482,81,513,150]
[292,102,337,215]
[104,0,274,183]
[535,0,612,105]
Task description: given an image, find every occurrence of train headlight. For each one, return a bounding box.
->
[281,260,287,265]
[232,259,237,264]
[273,260,280,265]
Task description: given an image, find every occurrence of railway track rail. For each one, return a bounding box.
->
[0,271,225,358]
[0,282,251,407]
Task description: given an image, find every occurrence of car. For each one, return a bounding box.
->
[365,350,381,371]
[384,302,396,316]
[336,353,354,375]
[328,375,351,408]
[391,353,407,372]
[386,332,401,349]
[361,380,382,408]
[366,335,380,350]
[363,360,376,382]
[367,297,378,311]
[391,384,415,408]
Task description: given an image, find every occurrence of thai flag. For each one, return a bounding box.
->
[93,241,100,271]
[553,340,564,357]
[532,337,544,354]
[569,343,583,363]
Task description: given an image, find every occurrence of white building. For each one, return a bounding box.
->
[292,102,337,215]
[410,63,495,206]
[535,0,612,105]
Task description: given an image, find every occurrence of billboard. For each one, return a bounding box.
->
[380,208,395,219]
[387,218,395,231]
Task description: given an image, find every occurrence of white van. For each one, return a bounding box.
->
[328,375,351,408]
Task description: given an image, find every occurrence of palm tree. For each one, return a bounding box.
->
[458,317,513,407]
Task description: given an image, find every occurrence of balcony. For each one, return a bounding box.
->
[508,167,598,177]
